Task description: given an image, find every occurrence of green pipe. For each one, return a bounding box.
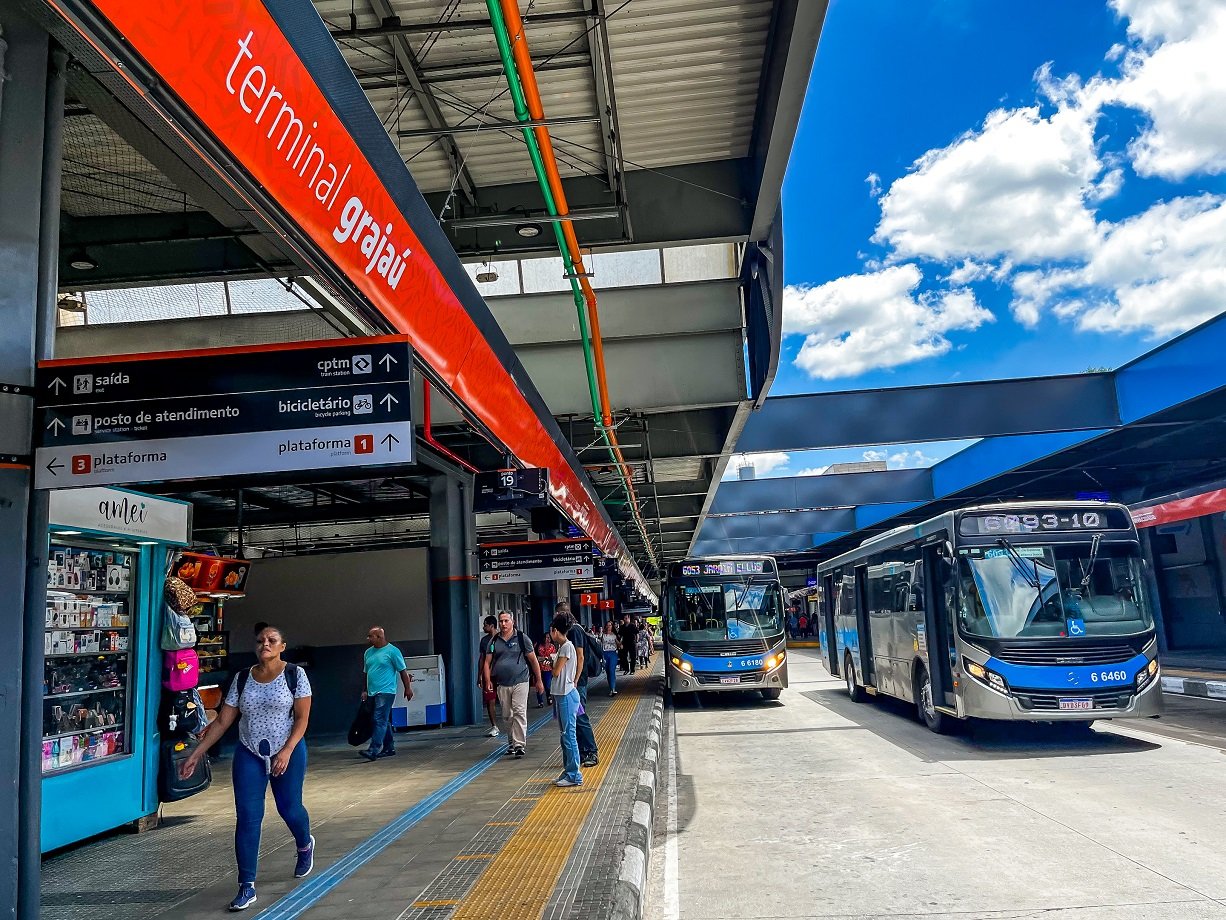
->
[485,0,604,430]
[486,3,654,561]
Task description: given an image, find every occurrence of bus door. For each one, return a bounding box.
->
[822,573,838,673]
[921,543,956,707]
[853,565,875,686]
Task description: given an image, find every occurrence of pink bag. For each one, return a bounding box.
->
[162,649,200,691]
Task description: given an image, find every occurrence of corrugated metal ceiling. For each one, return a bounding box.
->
[314,0,775,194]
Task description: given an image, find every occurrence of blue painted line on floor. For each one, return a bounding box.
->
[259,714,553,920]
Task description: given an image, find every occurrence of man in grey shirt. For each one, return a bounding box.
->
[480,610,544,757]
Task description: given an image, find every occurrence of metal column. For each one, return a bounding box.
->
[429,475,480,726]
[0,3,55,917]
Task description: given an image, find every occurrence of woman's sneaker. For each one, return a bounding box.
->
[554,777,582,787]
[294,835,316,878]
[228,884,257,912]
[486,726,500,738]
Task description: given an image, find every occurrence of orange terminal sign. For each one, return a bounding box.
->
[49,0,623,562]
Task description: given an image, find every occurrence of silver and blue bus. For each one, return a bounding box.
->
[664,556,788,702]
[817,502,1162,732]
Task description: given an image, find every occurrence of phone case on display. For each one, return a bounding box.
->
[158,737,211,803]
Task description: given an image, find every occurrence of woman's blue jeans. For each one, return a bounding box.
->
[233,742,311,884]
[603,650,618,692]
[556,689,582,784]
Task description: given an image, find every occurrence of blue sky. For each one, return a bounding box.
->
[734,0,1226,479]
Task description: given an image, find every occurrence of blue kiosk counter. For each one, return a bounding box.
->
[41,487,191,853]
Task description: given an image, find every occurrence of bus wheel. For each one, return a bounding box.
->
[760,688,782,702]
[844,655,866,703]
[915,664,950,734]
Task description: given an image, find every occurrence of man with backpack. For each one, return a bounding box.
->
[560,601,602,768]
[480,611,545,757]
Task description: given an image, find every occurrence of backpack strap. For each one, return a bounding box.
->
[234,668,248,706]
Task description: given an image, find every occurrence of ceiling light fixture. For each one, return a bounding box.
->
[475,260,499,284]
[515,222,542,238]
[66,247,98,271]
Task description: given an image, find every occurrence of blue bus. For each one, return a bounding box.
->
[817,502,1162,732]
[664,556,788,702]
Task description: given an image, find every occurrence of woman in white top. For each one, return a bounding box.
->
[180,625,313,912]
[600,621,620,696]
[550,614,584,787]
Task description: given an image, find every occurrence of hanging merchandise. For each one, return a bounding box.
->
[162,648,200,692]
[167,688,208,736]
[158,737,212,803]
[160,576,198,651]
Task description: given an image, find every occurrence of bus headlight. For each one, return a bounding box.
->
[671,656,692,674]
[964,658,1008,694]
[765,651,786,670]
[1136,659,1159,690]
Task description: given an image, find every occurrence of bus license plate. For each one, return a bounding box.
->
[720,676,740,685]
[1059,698,1093,711]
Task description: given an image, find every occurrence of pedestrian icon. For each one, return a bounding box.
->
[73,374,93,394]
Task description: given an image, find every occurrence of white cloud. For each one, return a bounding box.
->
[1011,194,1226,335]
[723,451,791,480]
[888,449,936,469]
[1107,2,1226,180]
[873,102,1108,264]
[866,172,883,198]
[1110,0,1221,44]
[862,450,887,463]
[795,466,830,477]
[783,265,994,379]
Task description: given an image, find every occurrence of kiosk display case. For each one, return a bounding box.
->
[43,544,135,774]
[40,488,191,853]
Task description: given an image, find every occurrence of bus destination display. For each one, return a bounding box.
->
[959,507,1130,537]
[681,560,767,577]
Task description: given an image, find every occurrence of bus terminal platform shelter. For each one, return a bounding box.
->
[0,0,823,915]
[697,310,1226,696]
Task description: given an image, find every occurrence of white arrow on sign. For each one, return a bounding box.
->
[48,377,66,394]
[378,353,397,371]
[46,417,65,434]
[380,393,399,411]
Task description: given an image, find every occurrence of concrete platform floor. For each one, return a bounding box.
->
[41,660,662,920]
[647,648,1226,920]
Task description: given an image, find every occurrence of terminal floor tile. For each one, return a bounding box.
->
[41,658,662,920]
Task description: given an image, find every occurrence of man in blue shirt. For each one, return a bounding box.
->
[361,626,414,761]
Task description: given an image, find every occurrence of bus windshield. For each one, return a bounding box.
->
[959,542,1152,639]
[669,578,784,641]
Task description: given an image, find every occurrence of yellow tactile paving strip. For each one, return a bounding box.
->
[447,680,643,920]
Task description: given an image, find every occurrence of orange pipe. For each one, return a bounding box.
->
[499,0,615,425]
[499,0,652,559]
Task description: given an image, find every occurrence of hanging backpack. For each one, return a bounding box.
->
[158,736,211,803]
[160,602,197,652]
[167,688,208,736]
[162,648,200,692]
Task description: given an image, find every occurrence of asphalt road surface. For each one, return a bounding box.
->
[646,648,1226,920]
